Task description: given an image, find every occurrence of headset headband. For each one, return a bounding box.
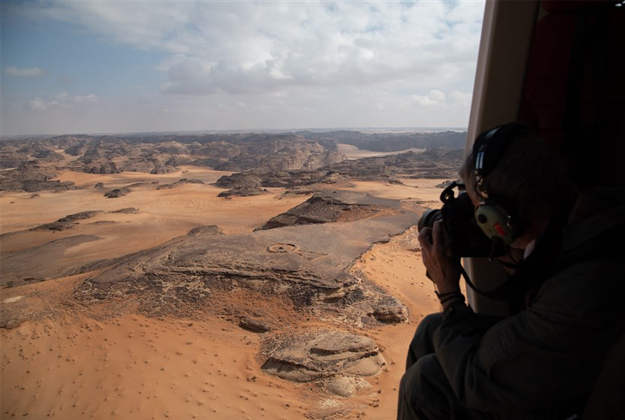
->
[473,123,529,178]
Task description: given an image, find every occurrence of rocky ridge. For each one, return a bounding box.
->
[0,132,347,192]
[0,130,465,192]
[215,148,464,196]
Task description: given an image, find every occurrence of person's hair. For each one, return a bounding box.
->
[460,130,576,224]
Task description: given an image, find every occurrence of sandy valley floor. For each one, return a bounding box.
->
[1,165,446,419]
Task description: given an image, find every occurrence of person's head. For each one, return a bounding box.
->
[460,123,576,248]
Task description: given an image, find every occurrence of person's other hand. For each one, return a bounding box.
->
[417,220,462,294]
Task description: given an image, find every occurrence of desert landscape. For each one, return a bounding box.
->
[1,131,465,419]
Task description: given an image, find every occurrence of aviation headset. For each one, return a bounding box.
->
[472,122,530,245]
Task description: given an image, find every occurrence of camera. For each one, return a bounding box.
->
[417,181,506,258]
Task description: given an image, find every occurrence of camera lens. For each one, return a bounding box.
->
[417,209,442,232]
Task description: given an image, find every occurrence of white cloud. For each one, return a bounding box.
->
[28,98,47,111]
[5,0,484,134]
[73,94,99,104]
[25,92,100,111]
[31,1,484,97]
[412,90,448,107]
[5,66,45,78]
[50,91,70,106]
[450,90,473,108]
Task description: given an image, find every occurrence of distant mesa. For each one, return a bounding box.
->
[0,160,76,192]
[215,148,463,197]
[297,129,466,152]
[0,151,29,169]
[0,130,465,193]
[216,170,341,197]
[31,149,64,162]
[326,148,464,180]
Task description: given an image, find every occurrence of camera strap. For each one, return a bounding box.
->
[460,227,562,301]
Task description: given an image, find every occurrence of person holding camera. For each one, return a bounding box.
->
[397,123,625,420]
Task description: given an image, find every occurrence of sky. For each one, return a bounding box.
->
[1,0,486,136]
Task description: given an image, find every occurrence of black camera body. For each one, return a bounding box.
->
[417,182,506,258]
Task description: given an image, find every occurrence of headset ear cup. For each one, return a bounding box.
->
[475,203,518,245]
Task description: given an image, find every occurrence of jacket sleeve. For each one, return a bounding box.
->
[433,261,625,412]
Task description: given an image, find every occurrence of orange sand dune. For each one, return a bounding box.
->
[1,169,445,419]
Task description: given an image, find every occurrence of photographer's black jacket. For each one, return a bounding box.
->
[433,188,625,417]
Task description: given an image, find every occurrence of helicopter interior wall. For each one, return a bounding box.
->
[465,0,624,315]
[520,0,625,189]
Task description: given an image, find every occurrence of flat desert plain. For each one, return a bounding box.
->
[1,164,446,420]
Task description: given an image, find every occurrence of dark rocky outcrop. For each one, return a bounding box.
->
[30,220,78,232]
[186,225,222,236]
[31,150,65,162]
[218,186,266,198]
[5,179,76,193]
[0,151,29,169]
[29,211,102,232]
[156,178,205,190]
[0,161,76,192]
[215,149,464,196]
[79,155,177,175]
[258,190,401,230]
[104,187,131,198]
[72,195,422,326]
[260,330,385,382]
[108,207,140,214]
[58,211,102,221]
[0,235,103,286]
[239,317,273,333]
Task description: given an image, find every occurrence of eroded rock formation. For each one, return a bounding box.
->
[215,149,464,196]
[260,330,386,385]
[0,130,464,192]
[0,132,349,191]
[258,190,402,230]
[72,208,416,326]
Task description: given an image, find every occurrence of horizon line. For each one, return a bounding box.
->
[1,126,469,139]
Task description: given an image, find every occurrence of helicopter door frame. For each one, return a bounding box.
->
[464,0,540,315]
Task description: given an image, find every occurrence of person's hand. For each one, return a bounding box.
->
[417,220,462,295]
